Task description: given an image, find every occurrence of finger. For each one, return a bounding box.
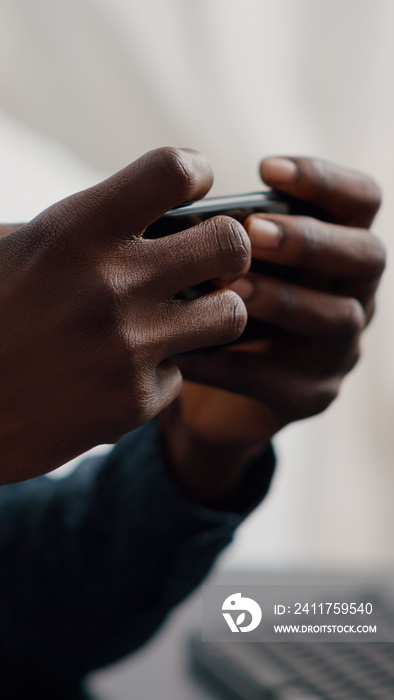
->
[228,274,365,343]
[142,216,251,298]
[364,297,376,326]
[40,147,214,244]
[132,360,184,428]
[244,215,386,304]
[153,360,184,413]
[156,291,247,359]
[242,332,361,378]
[177,350,340,420]
[260,156,382,227]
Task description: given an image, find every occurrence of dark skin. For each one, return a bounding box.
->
[0,147,251,484]
[162,157,386,508]
[0,150,385,498]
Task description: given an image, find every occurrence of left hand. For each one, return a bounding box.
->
[161,157,386,506]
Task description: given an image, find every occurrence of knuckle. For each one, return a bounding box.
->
[309,157,329,188]
[295,215,322,259]
[299,160,383,220]
[309,381,339,416]
[209,216,251,274]
[368,234,387,278]
[279,215,324,266]
[298,158,330,198]
[155,147,197,199]
[338,299,365,342]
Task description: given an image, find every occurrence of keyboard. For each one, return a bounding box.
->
[189,591,394,700]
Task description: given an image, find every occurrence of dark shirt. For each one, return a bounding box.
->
[0,418,275,698]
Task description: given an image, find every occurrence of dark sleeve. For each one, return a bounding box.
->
[0,418,275,695]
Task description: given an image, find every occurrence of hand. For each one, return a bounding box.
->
[0,147,250,483]
[162,157,386,507]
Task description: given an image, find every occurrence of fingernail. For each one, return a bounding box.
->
[262,157,298,184]
[228,277,254,301]
[246,217,282,249]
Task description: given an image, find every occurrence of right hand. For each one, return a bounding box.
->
[0,147,250,483]
[161,157,385,508]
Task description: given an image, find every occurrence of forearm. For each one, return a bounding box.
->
[0,418,275,690]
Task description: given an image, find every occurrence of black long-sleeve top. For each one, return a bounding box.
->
[0,418,275,698]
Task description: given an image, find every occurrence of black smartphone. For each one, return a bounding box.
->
[163,190,292,220]
[145,188,307,280]
[145,190,307,343]
[145,190,297,239]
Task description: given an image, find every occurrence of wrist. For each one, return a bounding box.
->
[159,399,269,510]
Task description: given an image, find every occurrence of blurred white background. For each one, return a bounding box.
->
[0,0,393,572]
